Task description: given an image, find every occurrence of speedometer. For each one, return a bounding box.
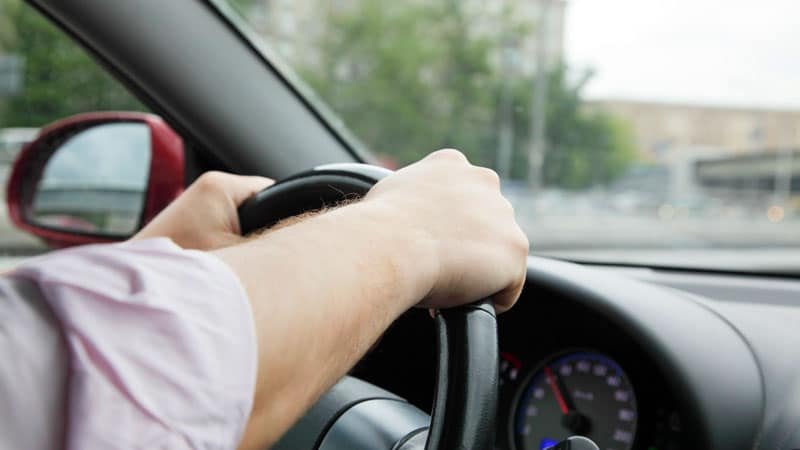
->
[512,351,638,450]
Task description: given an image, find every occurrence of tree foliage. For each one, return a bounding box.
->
[302,1,496,167]
[0,0,144,128]
[300,0,635,188]
[0,0,635,188]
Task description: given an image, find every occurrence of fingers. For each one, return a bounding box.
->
[474,166,501,188]
[495,222,529,313]
[491,263,527,314]
[419,149,525,314]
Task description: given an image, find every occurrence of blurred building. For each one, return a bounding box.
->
[242,0,565,75]
[585,99,800,163]
[590,100,800,199]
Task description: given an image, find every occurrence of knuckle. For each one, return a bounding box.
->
[510,226,529,254]
[195,171,227,190]
[476,167,500,186]
[429,148,468,162]
[518,233,530,254]
[502,197,515,215]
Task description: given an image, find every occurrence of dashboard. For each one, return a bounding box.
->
[354,257,800,450]
[496,313,682,450]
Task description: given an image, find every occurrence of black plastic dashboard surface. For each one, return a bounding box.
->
[599,266,800,450]
[356,257,776,450]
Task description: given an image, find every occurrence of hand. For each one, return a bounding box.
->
[363,149,528,313]
[133,171,273,250]
[215,151,525,447]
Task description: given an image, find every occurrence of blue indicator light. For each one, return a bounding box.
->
[540,438,559,449]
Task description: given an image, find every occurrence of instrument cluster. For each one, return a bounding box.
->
[496,308,686,450]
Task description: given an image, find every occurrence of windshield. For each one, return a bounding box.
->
[225,0,800,273]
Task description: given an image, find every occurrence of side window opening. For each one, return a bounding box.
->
[0,0,148,262]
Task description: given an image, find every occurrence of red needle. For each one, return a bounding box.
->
[544,366,569,415]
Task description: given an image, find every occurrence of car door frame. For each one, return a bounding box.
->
[25,0,370,181]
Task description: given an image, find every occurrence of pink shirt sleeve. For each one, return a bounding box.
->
[11,238,257,450]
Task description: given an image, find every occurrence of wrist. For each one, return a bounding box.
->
[353,200,440,308]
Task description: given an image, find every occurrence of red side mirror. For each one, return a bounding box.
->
[6,111,185,248]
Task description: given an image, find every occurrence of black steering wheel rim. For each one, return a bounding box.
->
[238,163,499,450]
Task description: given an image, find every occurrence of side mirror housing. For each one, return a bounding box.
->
[6,112,184,248]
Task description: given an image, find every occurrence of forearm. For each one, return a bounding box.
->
[214,201,435,449]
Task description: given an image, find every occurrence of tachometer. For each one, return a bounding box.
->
[513,351,637,450]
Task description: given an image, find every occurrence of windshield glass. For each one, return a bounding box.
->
[234,1,796,272]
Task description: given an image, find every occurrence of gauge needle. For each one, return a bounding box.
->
[545,366,591,434]
[544,366,570,414]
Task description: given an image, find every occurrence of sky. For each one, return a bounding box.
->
[564,0,800,109]
[41,123,150,190]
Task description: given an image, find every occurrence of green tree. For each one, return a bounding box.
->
[226,0,259,14]
[507,68,637,187]
[302,0,496,166]
[299,0,636,188]
[0,0,145,128]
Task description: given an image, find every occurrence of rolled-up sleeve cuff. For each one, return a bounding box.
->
[12,237,257,450]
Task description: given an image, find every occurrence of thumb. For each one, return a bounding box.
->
[216,173,275,207]
[220,174,274,237]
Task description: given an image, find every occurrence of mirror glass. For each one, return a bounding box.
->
[30,122,151,236]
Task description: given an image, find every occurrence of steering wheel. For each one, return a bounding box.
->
[237,163,499,450]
